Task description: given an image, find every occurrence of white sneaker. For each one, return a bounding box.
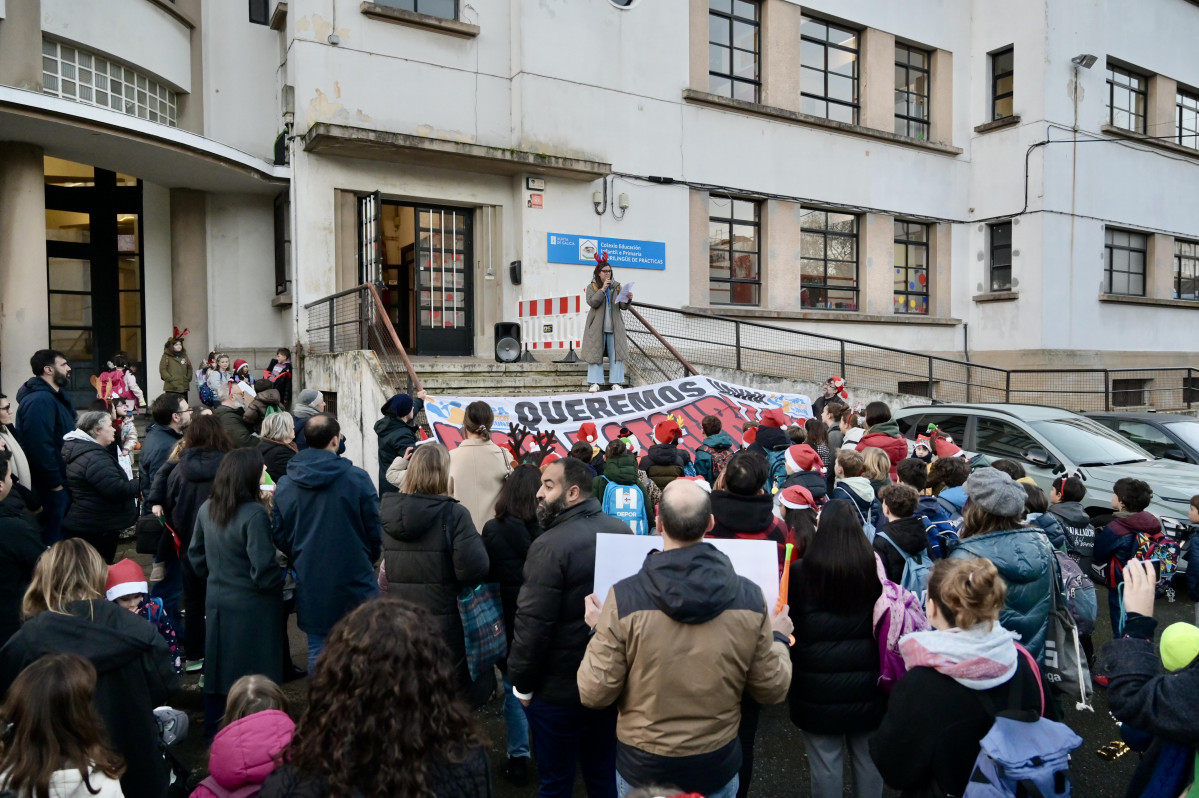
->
[612,384,623,390]
[589,383,601,393]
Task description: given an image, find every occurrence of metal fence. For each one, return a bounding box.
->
[303,285,423,393]
[626,303,1198,412]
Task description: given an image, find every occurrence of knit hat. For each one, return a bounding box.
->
[382,393,414,418]
[1160,622,1199,671]
[106,558,148,602]
[578,422,599,443]
[779,484,815,510]
[618,426,641,455]
[653,419,682,445]
[963,467,1026,517]
[677,475,712,494]
[785,444,824,474]
[297,389,321,407]
[743,426,758,444]
[760,408,788,428]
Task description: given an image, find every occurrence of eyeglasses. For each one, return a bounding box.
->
[0,405,10,412]
[599,268,612,274]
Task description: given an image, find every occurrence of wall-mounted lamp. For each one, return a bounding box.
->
[1071,54,1097,69]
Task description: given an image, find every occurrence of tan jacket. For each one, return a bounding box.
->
[577,544,790,766]
[448,438,512,533]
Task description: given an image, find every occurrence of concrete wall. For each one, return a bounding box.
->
[303,350,392,489]
[142,181,172,399]
[0,144,47,397]
[206,193,289,352]
[200,0,280,159]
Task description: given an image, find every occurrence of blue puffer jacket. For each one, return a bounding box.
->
[948,527,1055,662]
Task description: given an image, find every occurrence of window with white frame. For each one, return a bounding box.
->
[42,39,178,127]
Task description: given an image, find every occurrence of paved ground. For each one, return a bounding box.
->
[140,523,1188,797]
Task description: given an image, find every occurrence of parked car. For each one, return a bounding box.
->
[1085,412,1199,466]
[894,403,1199,574]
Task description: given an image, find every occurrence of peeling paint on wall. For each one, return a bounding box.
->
[414,124,475,144]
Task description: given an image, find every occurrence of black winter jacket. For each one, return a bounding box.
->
[0,506,45,645]
[258,439,297,483]
[507,498,631,705]
[164,448,225,556]
[380,492,489,692]
[747,426,790,456]
[787,564,884,735]
[61,433,139,533]
[873,515,931,585]
[870,653,1044,797]
[481,514,540,659]
[374,404,423,495]
[1047,501,1096,576]
[260,747,493,798]
[0,599,178,798]
[139,424,182,514]
[780,470,828,504]
[14,377,75,492]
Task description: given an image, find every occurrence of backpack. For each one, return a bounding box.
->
[1054,550,1097,636]
[195,369,218,407]
[764,448,788,495]
[877,530,932,604]
[872,557,931,693]
[838,485,877,542]
[918,495,964,559]
[1133,530,1181,599]
[646,464,684,490]
[601,479,649,535]
[964,646,1083,798]
[699,444,735,484]
[97,368,131,400]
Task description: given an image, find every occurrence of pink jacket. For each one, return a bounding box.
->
[191,710,295,798]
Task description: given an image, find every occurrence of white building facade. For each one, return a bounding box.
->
[2,0,1199,406]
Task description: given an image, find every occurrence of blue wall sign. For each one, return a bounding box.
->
[547,233,666,270]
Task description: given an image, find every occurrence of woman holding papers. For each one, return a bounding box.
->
[583,251,633,393]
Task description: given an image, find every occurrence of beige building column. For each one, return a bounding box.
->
[930,50,954,145]
[169,189,210,365]
[930,222,952,316]
[763,200,802,311]
[0,143,48,395]
[688,0,707,92]
[0,0,42,90]
[861,213,895,316]
[860,29,895,131]
[1148,233,1175,300]
[761,0,803,112]
[688,189,710,307]
[1147,75,1177,140]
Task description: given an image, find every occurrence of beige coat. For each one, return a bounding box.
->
[0,426,30,488]
[448,438,512,533]
[582,281,630,364]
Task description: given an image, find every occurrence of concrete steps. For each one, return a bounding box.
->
[393,357,603,397]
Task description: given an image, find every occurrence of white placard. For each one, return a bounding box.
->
[593,533,780,614]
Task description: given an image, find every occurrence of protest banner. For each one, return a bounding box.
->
[423,376,813,462]
[592,533,779,612]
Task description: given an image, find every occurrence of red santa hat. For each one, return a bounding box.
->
[785,444,824,475]
[653,419,682,445]
[578,422,599,443]
[105,558,148,602]
[826,376,850,400]
[538,451,562,469]
[233,359,250,373]
[779,484,816,510]
[927,426,964,458]
[743,426,758,445]
[677,475,712,494]
[760,408,788,428]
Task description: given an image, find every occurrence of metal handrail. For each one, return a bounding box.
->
[363,283,424,393]
[628,306,699,377]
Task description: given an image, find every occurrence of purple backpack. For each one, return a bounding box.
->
[872,554,931,693]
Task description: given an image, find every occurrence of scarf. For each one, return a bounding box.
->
[899,622,1020,690]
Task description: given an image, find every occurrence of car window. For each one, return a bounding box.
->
[1164,421,1199,451]
[974,417,1042,460]
[1031,417,1153,466]
[1114,421,1175,458]
[909,413,969,446]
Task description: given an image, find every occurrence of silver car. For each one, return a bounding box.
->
[893,403,1199,571]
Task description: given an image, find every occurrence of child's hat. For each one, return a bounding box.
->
[578,422,599,443]
[743,426,758,444]
[785,444,824,475]
[677,475,712,494]
[233,359,250,373]
[760,408,788,428]
[780,484,816,510]
[1160,622,1199,671]
[106,558,148,602]
[826,376,849,400]
[653,419,682,445]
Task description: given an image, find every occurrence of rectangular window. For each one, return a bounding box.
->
[991,47,1014,121]
[1175,239,1199,300]
[249,0,270,24]
[42,39,177,127]
[800,209,858,310]
[373,0,458,18]
[708,195,761,306]
[708,0,759,102]
[1107,65,1147,133]
[800,17,859,124]
[1104,228,1148,296]
[894,221,929,314]
[1178,90,1199,150]
[1111,379,1149,409]
[988,221,1012,292]
[895,44,930,139]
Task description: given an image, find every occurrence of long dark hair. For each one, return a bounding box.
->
[783,506,818,558]
[182,414,233,453]
[207,448,265,527]
[799,499,880,613]
[462,401,493,441]
[804,417,829,448]
[285,598,482,797]
[0,654,124,798]
[495,464,541,524]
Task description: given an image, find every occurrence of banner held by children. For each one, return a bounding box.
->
[422,376,813,462]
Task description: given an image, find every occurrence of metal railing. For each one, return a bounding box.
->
[303,284,423,394]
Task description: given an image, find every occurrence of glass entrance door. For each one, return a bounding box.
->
[414,207,473,356]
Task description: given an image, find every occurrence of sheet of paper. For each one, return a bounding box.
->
[235,380,257,399]
[614,281,635,304]
[593,533,779,613]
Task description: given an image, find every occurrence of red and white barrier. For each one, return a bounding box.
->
[517,294,584,350]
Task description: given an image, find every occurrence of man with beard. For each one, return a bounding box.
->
[15,350,76,544]
[508,457,631,798]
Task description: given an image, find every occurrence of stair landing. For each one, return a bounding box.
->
[401,356,600,397]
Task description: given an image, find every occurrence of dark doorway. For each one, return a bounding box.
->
[44,157,144,408]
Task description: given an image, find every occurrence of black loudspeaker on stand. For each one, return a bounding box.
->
[494,322,521,363]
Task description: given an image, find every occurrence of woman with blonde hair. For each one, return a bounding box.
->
[258,411,297,483]
[448,401,513,533]
[870,557,1049,796]
[0,539,176,798]
[379,443,491,707]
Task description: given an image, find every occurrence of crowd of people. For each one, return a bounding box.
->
[0,350,1197,798]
